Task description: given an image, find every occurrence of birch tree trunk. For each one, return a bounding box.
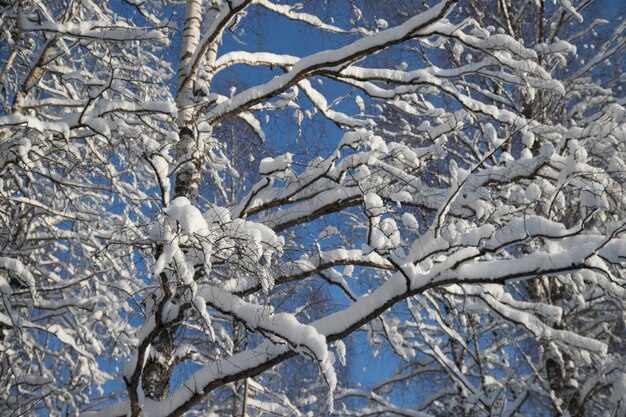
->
[141,0,220,401]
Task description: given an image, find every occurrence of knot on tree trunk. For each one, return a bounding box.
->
[141,328,174,400]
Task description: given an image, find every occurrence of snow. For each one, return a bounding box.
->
[21,20,166,42]
[214,51,299,72]
[192,296,215,340]
[166,196,209,234]
[525,183,542,202]
[535,39,577,55]
[339,128,372,149]
[610,373,626,403]
[355,95,365,113]
[0,257,36,291]
[559,0,584,23]
[97,100,177,117]
[335,340,347,366]
[391,191,412,204]
[299,79,370,128]
[0,114,69,138]
[371,218,401,251]
[402,213,420,232]
[259,153,293,178]
[484,123,499,146]
[364,192,385,216]
[254,0,350,34]
[540,142,556,159]
[47,324,95,360]
[161,299,180,324]
[123,355,138,381]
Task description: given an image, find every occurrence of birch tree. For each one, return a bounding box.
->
[1,0,625,416]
